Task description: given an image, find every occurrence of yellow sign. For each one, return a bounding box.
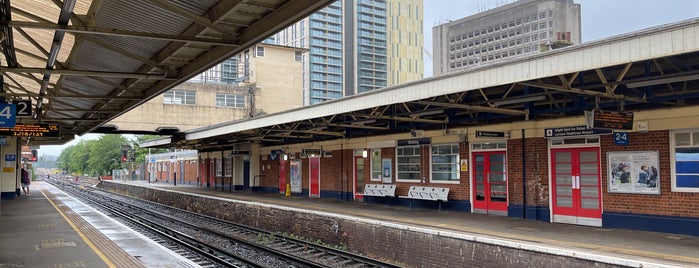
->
[3,167,15,173]
[460,159,468,172]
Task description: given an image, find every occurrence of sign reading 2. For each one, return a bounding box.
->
[15,100,32,117]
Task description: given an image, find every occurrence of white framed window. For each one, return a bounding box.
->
[216,158,222,176]
[256,46,265,57]
[224,157,232,177]
[671,129,699,192]
[216,93,246,108]
[431,144,460,183]
[370,149,382,181]
[163,89,196,105]
[396,146,420,181]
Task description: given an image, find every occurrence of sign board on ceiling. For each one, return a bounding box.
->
[544,125,613,138]
[585,110,634,130]
[0,103,17,128]
[0,123,60,137]
[14,100,32,117]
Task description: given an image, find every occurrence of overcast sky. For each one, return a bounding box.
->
[423,0,699,76]
[40,0,699,157]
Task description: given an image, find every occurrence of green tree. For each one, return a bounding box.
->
[133,135,169,162]
[55,134,132,176]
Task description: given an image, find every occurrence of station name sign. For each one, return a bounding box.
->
[476,131,506,138]
[586,110,634,130]
[0,123,61,137]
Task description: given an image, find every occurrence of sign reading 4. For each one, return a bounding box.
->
[0,103,17,128]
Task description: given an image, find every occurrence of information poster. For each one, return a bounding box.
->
[290,160,302,193]
[381,158,392,183]
[607,151,660,194]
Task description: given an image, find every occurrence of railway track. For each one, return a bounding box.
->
[48,178,401,268]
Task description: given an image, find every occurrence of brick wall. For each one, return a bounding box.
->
[99,182,619,268]
[507,138,550,207]
[601,130,697,218]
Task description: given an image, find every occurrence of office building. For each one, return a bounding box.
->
[273,0,423,105]
[432,0,581,76]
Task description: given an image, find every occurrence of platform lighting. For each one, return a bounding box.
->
[362,149,368,158]
[492,95,546,106]
[625,73,699,88]
[283,154,288,161]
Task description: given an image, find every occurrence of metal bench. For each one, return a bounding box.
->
[399,186,450,211]
[363,184,396,197]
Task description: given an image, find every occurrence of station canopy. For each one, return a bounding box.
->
[0,0,334,145]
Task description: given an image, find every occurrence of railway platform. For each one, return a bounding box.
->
[110,179,699,268]
[0,180,197,268]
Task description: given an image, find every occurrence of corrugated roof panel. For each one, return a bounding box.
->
[96,0,193,35]
[70,40,156,73]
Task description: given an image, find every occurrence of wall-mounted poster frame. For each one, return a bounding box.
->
[290,160,302,193]
[381,158,392,183]
[607,151,660,194]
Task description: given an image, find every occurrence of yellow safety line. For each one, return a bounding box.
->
[39,185,117,268]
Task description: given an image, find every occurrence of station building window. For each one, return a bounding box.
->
[216,158,222,177]
[163,89,195,105]
[224,157,232,177]
[431,144,460,183]
[370,149,382,181]
[671,129,699,192]
[216,93,246,108]
[396,146,421,181]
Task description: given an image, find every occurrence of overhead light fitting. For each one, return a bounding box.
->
[625,73,699,88]
[493,95,546,106]
[410,109,444,117]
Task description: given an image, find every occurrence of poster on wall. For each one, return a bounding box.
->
[607,151,660,194]
[381,158,392,183]
[290,160,302,193]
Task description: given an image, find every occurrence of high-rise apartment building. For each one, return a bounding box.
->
[433,0,581,76]
[273,0,423,105]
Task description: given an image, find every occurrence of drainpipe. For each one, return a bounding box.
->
[521,129,527,219]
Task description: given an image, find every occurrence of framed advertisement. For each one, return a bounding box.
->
[381,158,392,183]
[290,160,302,193]
[607,151,660,194]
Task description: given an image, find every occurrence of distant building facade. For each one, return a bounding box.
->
[109,44,305,132]
[432,0,581,76]
[272,0,423,105]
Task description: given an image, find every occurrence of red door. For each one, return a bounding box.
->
[309,157,320,198]
[354,156,366,200]
[279,159,287,194]
[551,147,602,226]
[472,151,508,215]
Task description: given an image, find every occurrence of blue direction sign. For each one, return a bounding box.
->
[545,125,613,138]
[0,103,17,128]
[614,132,629,145]
[5,154,16,162]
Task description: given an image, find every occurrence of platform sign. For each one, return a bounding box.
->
[476,131,505,138]
[14,100,32,117]
[586,110,634,130]
[5,154,15,162]
[614,132,629,145]
[0,123,60,137]
[0,103,17,128]
[545,125,613,138]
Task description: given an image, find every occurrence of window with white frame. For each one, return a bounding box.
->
[224,157,232,177]
[216,93,246,108]
[256,46,265,57]
[163,89,195,105]
[216,158,222,176]
[671,130,699,191]
[431,144,460,182]
[397,146,420,181]
[370,149,382,181]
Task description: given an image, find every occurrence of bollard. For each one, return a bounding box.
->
[174,172,177,186]
[285,183,291,197]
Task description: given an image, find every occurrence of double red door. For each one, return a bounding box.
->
[550,147,602,226]
[472,151,507,215]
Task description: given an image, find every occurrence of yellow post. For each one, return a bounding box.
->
[285,183,291,197]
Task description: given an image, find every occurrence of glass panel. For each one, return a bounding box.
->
[580,163,598,174]
[580,151,597,162]
[675,132,691,146]
[676,175,699,188]
[555,152,571,162]
[475,155,484,162]
[556,196,572,207]
[580,175,598,186]
[556,163,572,173]
[693,132,699,146]
[475,163,484,172]
[556,186,572,196]
[581,197,599,209]
[476,185,485,200]
[555,175,572,185]
[489,153,505,163]
[490,162,505,173]
[475,173,484,183]
[490,173,505,182]
[580,186,598,198]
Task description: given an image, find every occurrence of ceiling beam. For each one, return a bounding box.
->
[415,100,528,116]
[7,21,241,46]
[0,67,172,79]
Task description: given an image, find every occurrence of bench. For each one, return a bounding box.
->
[363,184,396,197]
[399,186,450,211]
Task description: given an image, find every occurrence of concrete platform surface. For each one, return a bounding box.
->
[0,181,198,268]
